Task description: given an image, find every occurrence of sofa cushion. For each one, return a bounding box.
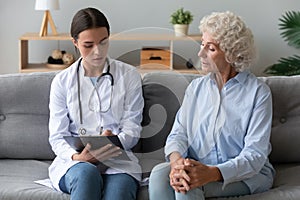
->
[0,72,57,160]
[259,75,300,163]
[208,164,300,200]
[0,159,69,200]
[137,72,200,176]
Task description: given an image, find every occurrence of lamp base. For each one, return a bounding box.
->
[39,10,58,37]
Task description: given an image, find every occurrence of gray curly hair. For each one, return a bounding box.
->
[199,11,256,72]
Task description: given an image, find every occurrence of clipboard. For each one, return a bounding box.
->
[63,135,130,161]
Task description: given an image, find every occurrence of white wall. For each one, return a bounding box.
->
[1,0,300,75]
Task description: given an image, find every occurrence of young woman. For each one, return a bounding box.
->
[48,7,144,200]
[149,11,275,200]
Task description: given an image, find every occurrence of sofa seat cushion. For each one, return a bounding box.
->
[206,163,300,200]
[0,159,149,200]
[0,159,69,200]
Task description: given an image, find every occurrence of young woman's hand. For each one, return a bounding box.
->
[72,143,121,164]
[101,129,114,136]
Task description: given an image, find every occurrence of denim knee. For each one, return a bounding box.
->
[73,162,102,184]
[150,162,170,182]
[149,162,171,190]
[60,162,103,194]
[149,162,174,200]
[102,173,138,200]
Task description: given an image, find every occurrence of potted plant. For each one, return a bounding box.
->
[264,11,300,76]
[170,7,193,36]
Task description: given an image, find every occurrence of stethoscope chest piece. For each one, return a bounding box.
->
[78,127,87,135]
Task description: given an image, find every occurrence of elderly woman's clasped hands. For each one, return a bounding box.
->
[169,154,222,194]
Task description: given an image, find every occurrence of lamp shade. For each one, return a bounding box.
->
[35,0,59,10]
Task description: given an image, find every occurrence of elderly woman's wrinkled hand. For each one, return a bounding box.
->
[169,156,190,193]
[174,158,223,190]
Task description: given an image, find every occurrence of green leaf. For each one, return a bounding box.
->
[264,55,300,76]
[279,11,300,49]
[265,11,300,76]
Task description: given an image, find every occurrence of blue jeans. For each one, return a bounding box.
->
[149,162,250,200]
[59,162,138,200]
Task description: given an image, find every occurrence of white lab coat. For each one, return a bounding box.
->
[48,58,144,191]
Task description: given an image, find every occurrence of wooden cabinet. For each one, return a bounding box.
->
[140,47,170,69]
[19,32,202,74]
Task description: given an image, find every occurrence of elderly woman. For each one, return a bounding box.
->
[148,11,275,200]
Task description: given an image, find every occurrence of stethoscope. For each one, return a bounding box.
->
[77,57,114,135]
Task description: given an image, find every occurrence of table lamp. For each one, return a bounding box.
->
[35,0,60,37]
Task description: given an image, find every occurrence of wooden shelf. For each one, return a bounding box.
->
[19,32,202,41]
[20,63,65,73]
[19,32,202,74]
[110,33,202,41]
[19,33,71,40]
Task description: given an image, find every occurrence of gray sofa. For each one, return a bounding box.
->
[0,71,300,200]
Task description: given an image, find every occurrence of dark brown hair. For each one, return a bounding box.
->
[70,7,110,41]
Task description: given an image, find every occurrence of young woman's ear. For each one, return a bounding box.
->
[72,38,78,48]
